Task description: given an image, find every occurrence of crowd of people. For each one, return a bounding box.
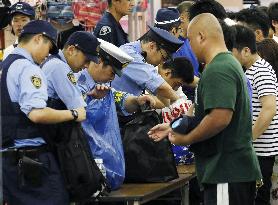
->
[1,0,278,205]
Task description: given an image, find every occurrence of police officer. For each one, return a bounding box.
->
[154,8,182,38]
[3,2,35,60]
[111,26,183,108]
[41,31,102,112]
[94,0,135,47]
[1,20,85,205]
[77,38,156,125]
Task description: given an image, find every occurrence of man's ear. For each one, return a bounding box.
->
[242,47,251,58]
[255,29,264,41]
[67,45,76,56]
[198,31,205,44]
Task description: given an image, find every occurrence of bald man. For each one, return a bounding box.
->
[148,13,261,205]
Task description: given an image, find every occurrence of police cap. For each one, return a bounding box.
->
[148,25,183,54]
[10,2,35,18]
[98,38,133,77]
[66,31,100,63]
[155,8,180,29]
[20,20,58,55]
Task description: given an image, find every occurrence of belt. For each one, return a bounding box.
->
[2,145,49,162]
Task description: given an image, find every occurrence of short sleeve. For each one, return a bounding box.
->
[124,61,165,94]
[18,66,48,115]
[201,66,237,112]
[253,66,277,98]
[46,62,86,109]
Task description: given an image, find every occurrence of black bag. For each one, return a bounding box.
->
[45,98,109,202]
[55,121,109,202]
[122,109,178,183]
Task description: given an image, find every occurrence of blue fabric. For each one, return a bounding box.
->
[112,41,165,96]
[172,145,194,165]
[3,152,69,205]
[173,37,199,77]
[41,50,86,110]
[81,92,125,190]
[246,77,253,113]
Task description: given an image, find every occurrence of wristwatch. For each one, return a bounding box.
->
[70,109,78,121]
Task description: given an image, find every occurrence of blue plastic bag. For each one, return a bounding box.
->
[81,91,125,190]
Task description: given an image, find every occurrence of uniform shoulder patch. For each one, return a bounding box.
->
[31,75,42,89]
[67,72,77,85]
[99,26,112,36]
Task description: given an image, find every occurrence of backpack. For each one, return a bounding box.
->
[122,109,178,183]
[46,98,110,202]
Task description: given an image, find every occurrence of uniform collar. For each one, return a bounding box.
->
[12,47,36,64]
[133,40,143,54]
[106,11,120,26]
[58,50,67,63]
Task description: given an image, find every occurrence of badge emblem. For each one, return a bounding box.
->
[99,26,112,36]
[31,75,42,89]
[67,72,77,85]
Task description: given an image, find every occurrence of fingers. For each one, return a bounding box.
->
[95,84,111,91]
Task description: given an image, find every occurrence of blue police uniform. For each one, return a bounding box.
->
[111,41,165,96]
[41,50,86,109]
[1,20,69,205]
[94,11,129,47]
[173,36,199,77]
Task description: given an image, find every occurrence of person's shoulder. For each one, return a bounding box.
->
[42,55,65,71]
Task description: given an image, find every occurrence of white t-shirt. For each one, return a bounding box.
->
[273,34,278,44]
[3,40,18,60]
[246,58,278,156]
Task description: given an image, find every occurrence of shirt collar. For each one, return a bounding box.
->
[12,47,36,64]
[58,50,67,63]
[133,40,143,54]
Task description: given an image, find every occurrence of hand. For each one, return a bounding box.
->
[137,95,156,108]
[87,84,111,99]
[75,107,86,122]
[148,123,171,142]
[168,131,191,145]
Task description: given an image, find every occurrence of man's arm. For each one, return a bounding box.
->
[124,95,156,113]
[252,95,276,140]
[169,108,233,145]
[28,107,86,124]
[156,82,179,104]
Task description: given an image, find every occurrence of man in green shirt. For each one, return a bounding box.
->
[148,13,261,205]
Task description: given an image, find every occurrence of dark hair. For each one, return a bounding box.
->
[18,33,50,44]
[177,1,193,14]
[227,11,237,20]
[189,0,227,21]
[140,32,160,51]
[268,3,278,32]
[232,24,257,54]
[236,7,270,38]
[257,39,278,77]
[218,19,236,51]
[162,57,194,84]
[268,2,278,21]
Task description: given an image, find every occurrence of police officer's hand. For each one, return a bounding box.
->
[136,95,156,108]
[75,107,86,122]
[87,84,111,99]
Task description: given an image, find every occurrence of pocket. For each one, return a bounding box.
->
[17,156,43,188]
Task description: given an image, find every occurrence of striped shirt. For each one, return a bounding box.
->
[246,58,278,156]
